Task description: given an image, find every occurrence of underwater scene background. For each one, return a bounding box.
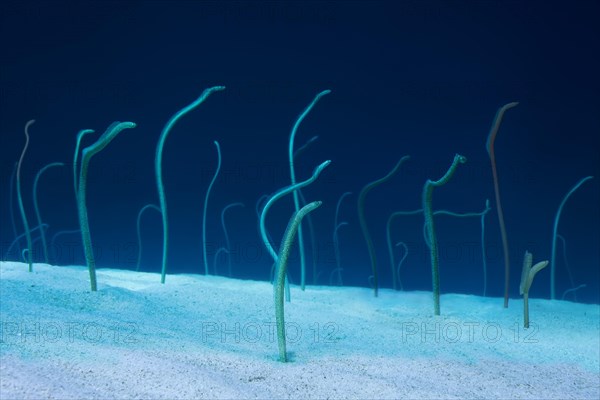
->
[1,0,598,303]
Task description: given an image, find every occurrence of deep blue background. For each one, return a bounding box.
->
[1,0,598,303]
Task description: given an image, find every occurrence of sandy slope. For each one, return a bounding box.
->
[1,261,598,399]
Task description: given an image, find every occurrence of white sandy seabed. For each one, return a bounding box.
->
[0,261,598,399]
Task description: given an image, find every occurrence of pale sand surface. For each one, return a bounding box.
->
[1,261,598,399]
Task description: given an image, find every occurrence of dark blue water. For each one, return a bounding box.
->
[1,1,598,303]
